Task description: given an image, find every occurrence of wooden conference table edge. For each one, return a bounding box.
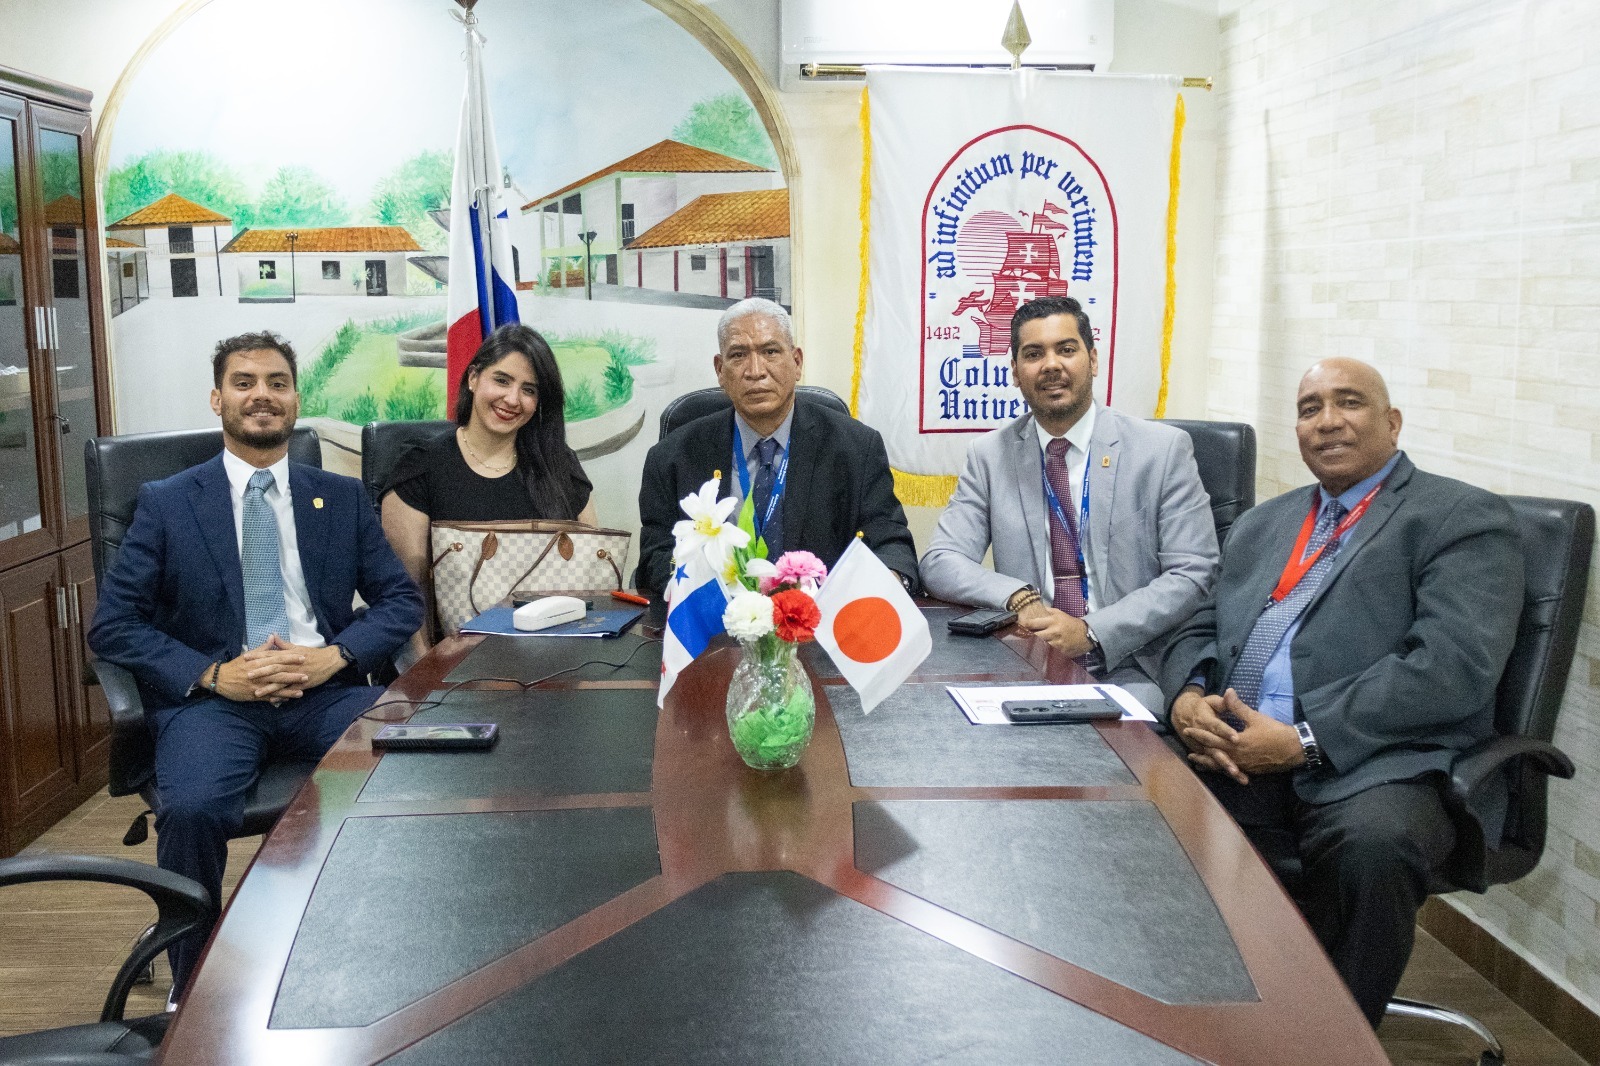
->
[158,607,1385,1066]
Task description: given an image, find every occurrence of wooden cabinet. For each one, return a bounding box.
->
[0,64,114,856]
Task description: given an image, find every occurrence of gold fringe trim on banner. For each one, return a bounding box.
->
[893,469,960,509]
[850,87,872,417]
[1155,92,1186,419]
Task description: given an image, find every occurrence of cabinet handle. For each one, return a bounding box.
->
[69,584,81,629]
[55,586,69,630]
[34,306,46,349]
[48,307,59,350]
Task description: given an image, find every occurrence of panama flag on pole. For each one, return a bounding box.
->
[814,539,931,713]
[446,11,520,408]
[659,549,729,709]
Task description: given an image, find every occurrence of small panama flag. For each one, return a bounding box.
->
[659,548,729,709]
[814,538,931,713]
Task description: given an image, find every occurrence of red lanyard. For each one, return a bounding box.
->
[1269,482,1385,602]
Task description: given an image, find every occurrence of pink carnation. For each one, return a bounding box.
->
[772,551,828,589]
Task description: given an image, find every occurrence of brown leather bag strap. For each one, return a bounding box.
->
[596,547,623,588]
[470,530,565,612]
[431,541,465,569]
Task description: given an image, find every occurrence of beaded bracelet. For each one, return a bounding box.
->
[207,661,222,693]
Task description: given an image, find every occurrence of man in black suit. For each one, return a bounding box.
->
[1160,357,1523,1026]
[637,298,918,594]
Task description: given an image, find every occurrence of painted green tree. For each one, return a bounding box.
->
[368,149,452,250]
[0,163,16,234]
[104,149,253,227]
[246,165,350,228]
[671,92,778,169]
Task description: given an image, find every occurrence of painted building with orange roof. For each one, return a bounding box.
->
[519,138,781,294]
[625,188,790,306]
[219,226,424,301]
[107,192,234,300]
[104,236,150,316]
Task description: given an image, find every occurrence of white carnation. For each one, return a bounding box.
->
[723,590,775,642]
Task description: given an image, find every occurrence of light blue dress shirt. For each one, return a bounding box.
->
[1256,451,1403,723]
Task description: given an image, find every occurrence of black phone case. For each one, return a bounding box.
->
[1001,698,1122,724]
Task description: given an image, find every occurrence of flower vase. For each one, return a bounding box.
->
[725,637,815,770]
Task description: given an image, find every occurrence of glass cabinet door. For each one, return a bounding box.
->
[0,98,48,557]
[32,110,102,528]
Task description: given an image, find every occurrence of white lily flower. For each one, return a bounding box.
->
[724,590,775,642]
[672,476,750,570]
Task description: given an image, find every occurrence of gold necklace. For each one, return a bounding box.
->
[458,430,517,474]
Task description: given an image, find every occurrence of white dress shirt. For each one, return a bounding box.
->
[1033,402,1101,611]
[221,448,325,651]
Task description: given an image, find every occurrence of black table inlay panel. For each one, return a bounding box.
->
[444,629,661,684]
[359,688,657,803]
[801,607,1033,680]
[384,872,1200,1065]
[270,807,659,1028]
[855,800,1257,1004]
[831,683,1136,787]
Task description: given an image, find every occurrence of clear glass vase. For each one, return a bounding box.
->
[725,637,815,770]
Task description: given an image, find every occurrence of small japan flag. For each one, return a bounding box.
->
[814,539,931,713]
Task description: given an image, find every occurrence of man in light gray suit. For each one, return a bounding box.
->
[1161,357,1523,1027]
[920,296,1219,711]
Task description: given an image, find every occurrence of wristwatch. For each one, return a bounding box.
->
[1295,721,1324,771]
[1082,621,1106,670]
[334,643,357,669]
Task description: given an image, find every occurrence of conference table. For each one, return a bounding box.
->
[157,604,1387,1064]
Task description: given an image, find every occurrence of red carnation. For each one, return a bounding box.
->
[771,589,821,644]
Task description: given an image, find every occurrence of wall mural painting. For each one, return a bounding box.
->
[104,0,788,537]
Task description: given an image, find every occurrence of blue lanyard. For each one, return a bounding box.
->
[731,421,789,535]
[1040,447,1091,600]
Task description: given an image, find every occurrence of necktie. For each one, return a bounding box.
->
[752,437,784,555]
[1228,498,1349,715]
[1044,438,1087,618]
[242,468,291,649]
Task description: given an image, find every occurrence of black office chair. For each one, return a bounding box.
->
[84,427,325,848]
[360,419,453,513]
[1153,419,1257,545]
[1382,496,1593,1065]
[657,385,850,442]
[0,854,213,1065]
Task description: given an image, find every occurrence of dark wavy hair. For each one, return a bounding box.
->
[212,331,297,386]
[454,324,580,518]
[1009,296,1094,357]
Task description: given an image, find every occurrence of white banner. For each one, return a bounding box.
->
[858,70,1181,501]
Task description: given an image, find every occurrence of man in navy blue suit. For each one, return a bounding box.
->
[89,331,422,997]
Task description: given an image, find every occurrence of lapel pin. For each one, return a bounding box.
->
[1101,456,1111,467]
[313,497,324,509]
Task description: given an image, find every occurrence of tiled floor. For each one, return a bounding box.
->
[0,789,1591,1065]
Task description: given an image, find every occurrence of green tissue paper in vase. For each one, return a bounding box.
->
[725,637,815,770]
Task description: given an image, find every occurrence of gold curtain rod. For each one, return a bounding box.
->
[799,63,1212,91]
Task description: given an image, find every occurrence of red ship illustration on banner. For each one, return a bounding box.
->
[951,202,1072,357]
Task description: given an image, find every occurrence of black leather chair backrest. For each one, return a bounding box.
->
[85,426,322,583]
[1496,497,1594,742]
[657,386,851,442]
[1152,419,1257,545]
[361,420,454,512]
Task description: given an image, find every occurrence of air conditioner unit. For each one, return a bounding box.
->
[781,0,1114,80]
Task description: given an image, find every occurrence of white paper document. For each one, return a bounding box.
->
[947,684,1158,726]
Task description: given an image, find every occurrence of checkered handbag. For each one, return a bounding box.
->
[429,520,631,636]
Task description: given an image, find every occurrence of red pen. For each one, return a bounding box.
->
[612,590,650,606]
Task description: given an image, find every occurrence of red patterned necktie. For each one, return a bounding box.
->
[1044,438,1087,618]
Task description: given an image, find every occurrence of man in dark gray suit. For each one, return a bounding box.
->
[1161,357,1523,1027]
[920,296,1219,710]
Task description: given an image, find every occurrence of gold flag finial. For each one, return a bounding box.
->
[713,469,722,480]
[1002,2,1032,70]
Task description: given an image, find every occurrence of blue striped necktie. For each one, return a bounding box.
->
[242,468,291,649]
[1228,498,1347,716]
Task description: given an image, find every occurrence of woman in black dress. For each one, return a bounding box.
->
[381,324,595,655]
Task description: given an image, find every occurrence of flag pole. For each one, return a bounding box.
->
[455,0,495,336]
